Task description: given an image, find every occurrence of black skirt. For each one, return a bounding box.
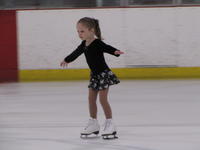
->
[88,69,120,90]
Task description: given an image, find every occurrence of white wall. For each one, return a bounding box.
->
[17,7,200,70]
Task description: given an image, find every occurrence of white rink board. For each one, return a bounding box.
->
[17,7,200,70]
[124,8,177,66]
[176,7,200,67]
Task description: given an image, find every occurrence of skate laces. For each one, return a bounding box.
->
[103,120,112,131]
[85,119,96,130]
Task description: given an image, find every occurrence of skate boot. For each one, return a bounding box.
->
[80,118,100,138]
[101,119,118,139]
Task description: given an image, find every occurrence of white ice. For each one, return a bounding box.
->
[0,80,200,150]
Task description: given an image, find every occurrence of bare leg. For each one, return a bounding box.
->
[99,88,112,119]
[88,88,98,119]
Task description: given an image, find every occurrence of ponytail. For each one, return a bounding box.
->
[93,19,102,40]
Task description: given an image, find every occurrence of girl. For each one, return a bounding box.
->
[60,17,124,139]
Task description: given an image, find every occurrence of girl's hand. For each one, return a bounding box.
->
[114,50,124,55]
[60,60,68,68]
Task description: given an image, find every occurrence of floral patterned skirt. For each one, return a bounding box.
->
[88,69,120,90]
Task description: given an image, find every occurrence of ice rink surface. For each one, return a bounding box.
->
[0,80,200,150]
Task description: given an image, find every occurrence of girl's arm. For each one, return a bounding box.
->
[99,40,124,56]
[64,43,84,63]
[60,42,84,68]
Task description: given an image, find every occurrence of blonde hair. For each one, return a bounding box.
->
[78,17,102,40]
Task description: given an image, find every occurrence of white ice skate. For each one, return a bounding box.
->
[101,119,118,139]
[80,118,100,138]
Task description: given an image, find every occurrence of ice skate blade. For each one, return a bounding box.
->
[102,131,118,140]
[80,131,99,139]
[102,135,118,140]
[101,131,117,136]
[80,135,100,139]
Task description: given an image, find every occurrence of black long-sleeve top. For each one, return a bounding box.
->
[64,39,120,75]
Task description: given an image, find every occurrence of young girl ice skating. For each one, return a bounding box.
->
[60,17,124,139]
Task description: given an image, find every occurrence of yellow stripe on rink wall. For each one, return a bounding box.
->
[114,67,200,79]
[19,67,200,82]
[19,69,90,81]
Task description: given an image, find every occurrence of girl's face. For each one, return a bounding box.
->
[76,23,95,40]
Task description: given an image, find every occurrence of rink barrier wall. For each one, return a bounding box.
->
[19,67,200,81]
[2,7,200,82]
[17,7,200,71]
